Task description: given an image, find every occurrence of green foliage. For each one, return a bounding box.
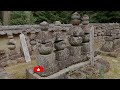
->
[32,11,73,24]
[89,11,120,23]
[10,11,36,25]
[8,11,120,25]
[10,11,27,25]
[25,11,36,24]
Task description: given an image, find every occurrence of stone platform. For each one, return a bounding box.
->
[26,61,90,79]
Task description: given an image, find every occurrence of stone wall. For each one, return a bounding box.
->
[0,23,119,59]
[91,23,120,37]
[92,23,120,52]
[0,23,119,65]
[0,12,119,67]
[0,23,119,41]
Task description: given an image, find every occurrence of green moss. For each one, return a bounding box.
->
[4,60,37,79]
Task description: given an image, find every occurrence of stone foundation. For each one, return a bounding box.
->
[26,61,90,79]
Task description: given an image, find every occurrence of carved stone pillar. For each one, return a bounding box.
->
[101,24,114,52]
[54,32,69,70]
[7,33,21,60]
[69,12,85,64]
[112,23,120,50]
[29,29,36,55]
[35,21,59,77]
[81,14,90,60]
[20,30,32,56]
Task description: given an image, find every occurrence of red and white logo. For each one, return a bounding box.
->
[33,66,44,73]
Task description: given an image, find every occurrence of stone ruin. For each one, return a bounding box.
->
[0,12,111,79]
[0,32,23,67]
[26,12,109,79]
[101,23,120,51]
[100,23,120,57]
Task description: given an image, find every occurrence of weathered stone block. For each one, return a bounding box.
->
[1,62,7,67]
[71,20,80,25]
[69,36,82,46]
[80,65,100,79]
[94,58,110,73]
[54,41,66,50]
[104,36,113,41]
[81,43,90,53]
[105,30,111,36]
[107,52,118,58]
[111,34,117,39]
[113,39,120,50]
[69,26,84,36]
[55,48,69,61]
[66,69,86,79]
[101,41,113,52]
[8,45,16,50]
[116,34,120,39]
[36,53,59,77]
[26,60,90,79]
[36,31,53,43]
[94,34,97,37]
[17,57,25,63]
[69,46,81,57]
[113,39,120,46]
[57,60,71,70]
[94,51,101,57]
[101,32,104,36]
[97,32,102,36]
[38,42,53,55]
[30,40,36,45]
[112,29,119,34]
[69,55,87,65]
[82,34,90,42]
[81,25,90,34]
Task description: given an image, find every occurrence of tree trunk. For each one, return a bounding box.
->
[2,11,11,25]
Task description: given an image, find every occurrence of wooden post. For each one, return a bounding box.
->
[90,26,95,66]
[2,11,11,25]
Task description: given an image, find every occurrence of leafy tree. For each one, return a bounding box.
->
[89,11,120,23]
[10,11,36,25]
[9,11,120,25]
[32,11,73,24]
